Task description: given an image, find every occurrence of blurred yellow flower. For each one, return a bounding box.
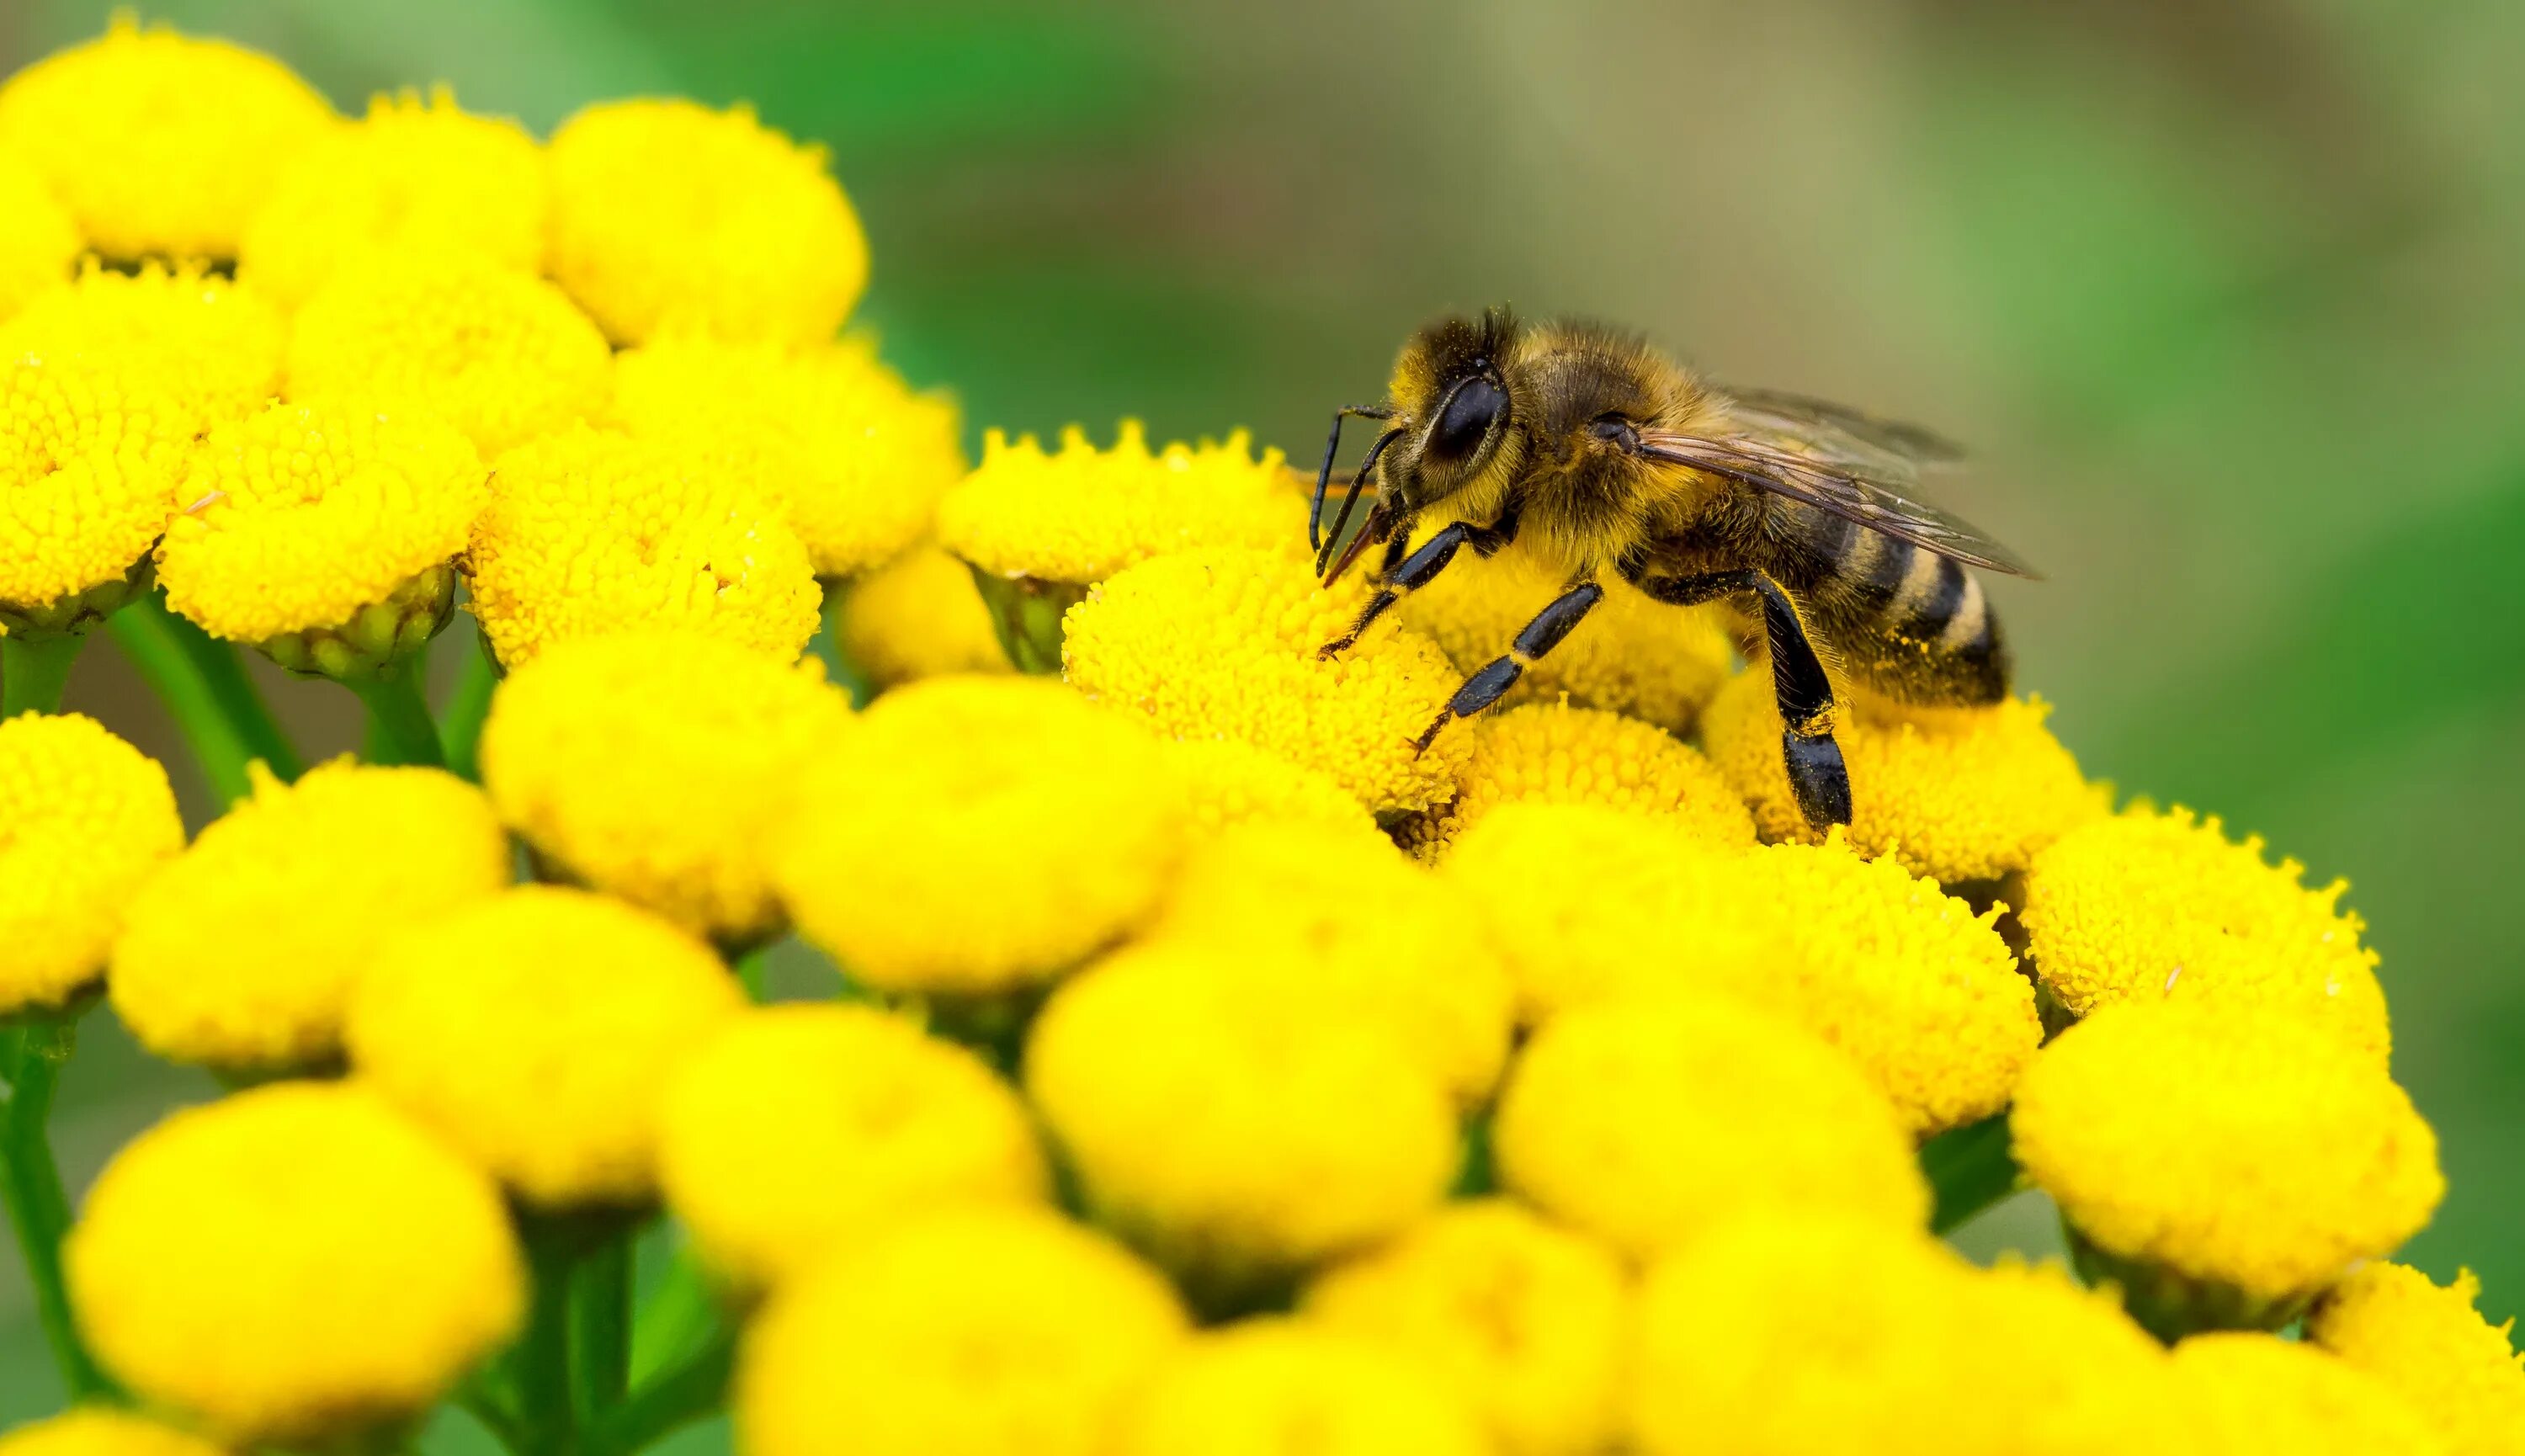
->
[66,1081,523,1447]
[0,1410,225,1456]
[2173,1332,2447,1456]
[0,150,77,321]
[548,98,865,348]
[773,676,1188,996]
[1304,1199,1629,1456]
[659,1003,1050,1295]
[2013,998,2442,1322]
[2309,1263,2525,1456]
[240,87,547,310]
[1401,698,1754,858]
[613,333,965,579]
[466,423,822,668]
[345,885,746,1208]
[1114,1321,1486,1456]
[1493,992,1926,1260]
[0,262,285,436]
[738,1208,1187,1456]
[938,422,1294,587]
[1151,731,1382,838]
[0,17,335,261]
[0,354,184,630]
[0,712,180,1015]
[838,542,1014,688]
[287,251,609,457]
[480,629,853,945]
[109,761,508,1071]
[1065,545,1472,815]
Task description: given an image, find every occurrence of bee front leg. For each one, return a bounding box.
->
[1410,580,1603,752]
[1320,506,1523,661]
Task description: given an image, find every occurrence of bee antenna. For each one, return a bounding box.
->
[1315,427,1401,578]
[1310,405,1395,552]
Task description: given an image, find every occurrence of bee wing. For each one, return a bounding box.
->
[1719,386,1967,472]
[1636,428,2041,578]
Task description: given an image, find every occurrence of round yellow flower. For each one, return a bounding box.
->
[0,261,286,437]
[1493,991,1926,1260]
[0,17,336,261]
[66,1081,523,1447]
[2018,805,2389,1060]
[773,676,1188,996]
[2012,997,2443,1320]
[1304,1199,1629,1456]
[938,422,1295,586]
[613,333,965,579]
[659,1003,1050,1294]
[0,712,180,1013]
[1400,698,1754,858]
[0,354,185,626]
[0,1410,226,1456]
[1704,670,2102,884]
[1065,545,1473,815]
[1401,547,1734,734]
[738,1207,1187,1456]
[1114,1321,1487,1456]
[2309,1262,2525,1456]
[1152,732,1382,839]
[0,149,78,322]
[240,87,547,310]
[465,423,822,668]
[839,542,1013,688]
[157,398,486,656]
[1026,943,1458,1294]
[2173,1332,2447,1456]
[547,98,865,348]
[345,885,747,1208]
[287,251,609,458]
[109,761,508,1071]
[1145,818,1512,1104]
[480,629,853,944]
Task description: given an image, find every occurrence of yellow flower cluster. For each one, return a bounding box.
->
[0,713,181,1013]
[939,422,1295,586]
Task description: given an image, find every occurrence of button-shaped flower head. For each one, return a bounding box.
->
[241,88,548,310]
[0,150,77,321]
[480,629,853,946]
[1113,1321,1487,1456]
[2172,1332,2448,1456]
[66,1081,524,1448]
[0,17,335,262]
[659,1004,1049,1295]
[0,261,286,438]
[738,1208,1187,1456]
[0,713,180,1014]
[0,1410,226,1456]
[346,885,747,1209]
[2014,998,2443,1338]
[2308,1262,2525,1456]
[0,354,186,634]
[1401,698,1754,860]
[109,761,508,1071]
[465,424,822,669]
[548,98,866,348]
[837,542,1013,689]
[1154,732,1379,839]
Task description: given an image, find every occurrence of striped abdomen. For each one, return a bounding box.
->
[1789,509,2010,707]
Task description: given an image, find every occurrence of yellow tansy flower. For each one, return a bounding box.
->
[547,98,866,348]
[0,17,335,261]
[1114,1321,1487,1456]
[1704,670,2102,884]
[2012,998,2443,1332]
[287,251,609,458]
[109,761,508,1071]
[0,1410,226,1456]
[156,398,485,669]
[240,87,547,310]
[658,1003,1050,1295]
[1493,992,1926,1261]
[1152,732,1382,838]
[345,885,746,1208]
[838,542,1014,688]
[1304,1199,1629,1456]
[0,261,286,438]
[1400,698,1754,859]
[2174,1332,2448,1456]
[1026,944,1458,1297]
[1402,547,1734,733]
[773,676,1188,997]
[2309,1263,2525,1456]
[0,712,180,1014]
[0,150,78,322]
[938,422,1295,587]
[479,629,853,945]
[465,423,822,668]
[66,1081,523,1447]
[1065,545,1473,816]
[613,333,965,579]
[0,354,184,631]
[2018,805,2390,1060]
[738,1208,1187,1456]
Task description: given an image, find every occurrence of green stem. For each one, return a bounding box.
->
[0,1011,113,1401]
[1922,1112,2021,1235]
[0,635,84,717]
[732,949,769,1004]
[570,1235,631,1428]
[510,1219,582,1456]
[106,598,298,803]
[351,667,445,768]
[440,640,500,782]
[589,1327,734,1456]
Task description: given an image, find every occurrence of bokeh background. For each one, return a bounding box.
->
[4,0,2520,1424]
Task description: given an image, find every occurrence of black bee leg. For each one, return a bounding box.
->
[1320,504,1523,659]
[1410,580,1603,752]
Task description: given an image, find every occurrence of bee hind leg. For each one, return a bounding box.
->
[1409,579,1603,752]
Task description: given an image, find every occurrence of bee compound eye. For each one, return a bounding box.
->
[1589,413,1640,451]
[1427,376,1507,463]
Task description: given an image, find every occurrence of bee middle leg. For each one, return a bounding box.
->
[1408,578,1603,752]
[1316,507,1522,661]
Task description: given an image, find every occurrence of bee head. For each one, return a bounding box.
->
[1386,306,1519,512]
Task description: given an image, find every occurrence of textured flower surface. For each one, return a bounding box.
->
[1401,698,1754,858]
[838,542,1015,688]
[0,354,185,618]
[0,149,78,321]
[0,713,181,1013]
[1113,1320,1488,1456]
[2173,1332,2448,1456]
[2310,1263,2525,1456]
[939,422,1296,586]
[1151,731,1380,838]
[0,262,287,437]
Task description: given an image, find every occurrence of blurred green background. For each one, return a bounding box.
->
[4,0,2521,1424]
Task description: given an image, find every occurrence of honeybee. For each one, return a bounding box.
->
[1310,306,2036,830]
